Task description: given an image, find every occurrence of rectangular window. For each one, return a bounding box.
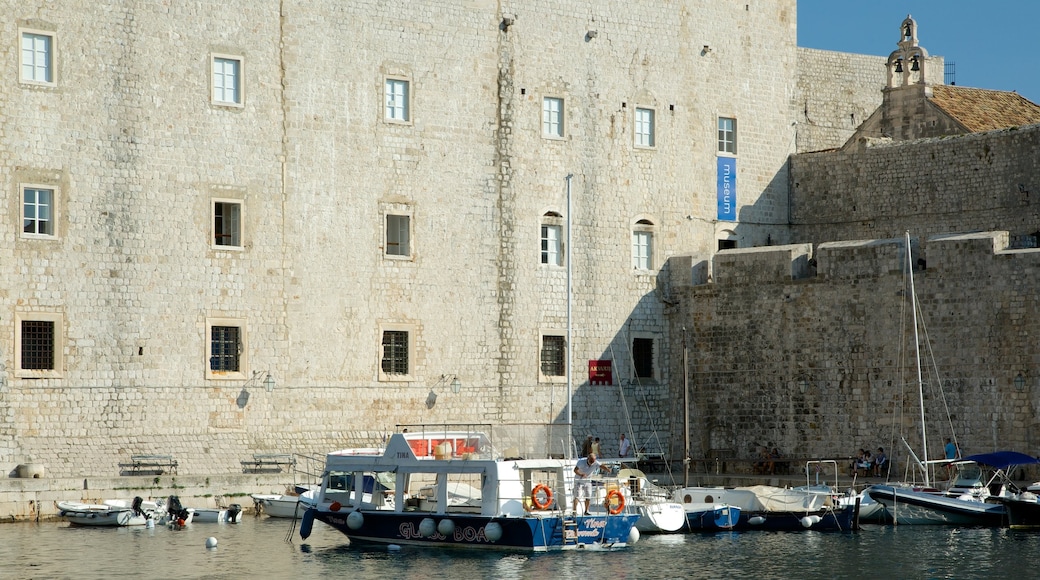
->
[541,335,565,377]
[386,214,410,256]
[21,320,55,370]
[21,31,53,84]
[541,224,562,265]
[632,231,653,270]
[23,187,54,237]
[381,331,409,375]
[213,56,242,105]
[385,78,410,122]
[543,97,564,138]
[213,201,242,248]
[632,337,654,379]
[635,108,655,147]
[210,325,241,372]
[718,117,737,154]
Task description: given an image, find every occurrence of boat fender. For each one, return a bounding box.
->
[606,489,626,515]
[418,517,435,537]
[531,484,553,510]
[347,510,365,531]
[748,515,766,525]
[300,508,315,539]
[800,515,822,528]
[628,527,640,544]
[484,522,503,542]
[437,518,456,537]
[330,501,342,512]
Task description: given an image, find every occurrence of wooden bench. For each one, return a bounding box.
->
[130,454,178,475]
[245,453,296,473]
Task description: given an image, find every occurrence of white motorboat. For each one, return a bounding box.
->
[298,429,642,551]
[586,469,686,533]
[192,503,244,523]
[673,485,858,531]
[58,497,162,527]
[252,493,310,518]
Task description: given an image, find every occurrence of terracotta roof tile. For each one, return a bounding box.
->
[930,85,1040,133]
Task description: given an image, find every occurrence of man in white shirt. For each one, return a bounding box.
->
[573,453,606,515]
[618,433,631,458]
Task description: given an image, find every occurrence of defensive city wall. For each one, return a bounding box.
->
[667,231,1040,468]
[791,123,1040,245]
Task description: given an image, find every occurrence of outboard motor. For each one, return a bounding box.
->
[227,503,243,523]
[167,495,190,521]
[132,496,145,516]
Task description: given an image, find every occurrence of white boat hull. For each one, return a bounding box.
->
[58,499,161,527]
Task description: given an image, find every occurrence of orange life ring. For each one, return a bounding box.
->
[531,484,553,510]
[606,489,625,515]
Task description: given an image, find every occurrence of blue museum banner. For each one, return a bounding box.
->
[717,157,736,221]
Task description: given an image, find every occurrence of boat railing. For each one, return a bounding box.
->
[396,422,573,460]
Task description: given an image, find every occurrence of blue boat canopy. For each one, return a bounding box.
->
[958,451,1040,469]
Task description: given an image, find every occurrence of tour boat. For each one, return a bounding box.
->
[299,431,641,551]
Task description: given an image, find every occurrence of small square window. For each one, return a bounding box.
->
[543,97,564,138]
[20,30,54,85]
[212,55,242,105]
[635,107,655,148]
[632,230,653,270]
[541,224,562,266]
[23,186,55,238]
[15,312,63,377]
[385,78,410,122]
[718,117,737,154]
[213,200,242,248]
[381,330,410,375]
[541,335,565,377]
[632,337,655,379]
[386,214,411,257]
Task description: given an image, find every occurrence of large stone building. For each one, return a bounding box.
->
[2,3,1036,479]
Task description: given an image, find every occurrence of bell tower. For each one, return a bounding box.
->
[886,15,929,89]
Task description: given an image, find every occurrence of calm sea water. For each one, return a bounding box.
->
[2,516,1037,579]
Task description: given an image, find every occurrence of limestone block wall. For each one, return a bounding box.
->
[1,1,808,477]
[791,124,1040,245]
[794,48,887,153]
[668,232,1040,463]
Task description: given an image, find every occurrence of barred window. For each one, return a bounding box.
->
[382,330,409,375]
[541,335,565,377]
[210,325,241,372]
[21,320,55,370]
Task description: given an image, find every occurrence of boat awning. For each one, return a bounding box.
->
[957,451,1040,469]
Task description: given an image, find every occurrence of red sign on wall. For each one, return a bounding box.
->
[589,359,613,385]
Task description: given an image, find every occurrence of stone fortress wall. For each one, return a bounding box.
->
[668,230,1040,464]
[2,0,824,478]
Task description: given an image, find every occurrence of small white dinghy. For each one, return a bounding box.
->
[192,503,244,523]
[58,497,162,527]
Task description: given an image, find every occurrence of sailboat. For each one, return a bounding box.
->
[866,232,1016,526]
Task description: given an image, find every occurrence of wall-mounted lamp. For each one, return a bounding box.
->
[451,377,461,394]
[264,372,276,393]
[1015,373,1026,391]
[438,374,461,394]
[798,379,809,394]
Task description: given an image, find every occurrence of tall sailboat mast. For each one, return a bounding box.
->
[906,231,930,486]
[566,174,574,458]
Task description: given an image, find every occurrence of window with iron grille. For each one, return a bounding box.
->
[632,337,654,379]
[21,320,55,370]
[541,335,565,377]
[381,331,409,375]
[210,325,241,372]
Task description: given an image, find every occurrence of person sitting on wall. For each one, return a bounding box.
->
[767,447,783,475]
[754,447,771,475]
[873,447,888,477]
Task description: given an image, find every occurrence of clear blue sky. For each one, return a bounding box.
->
[797,0,1040,104]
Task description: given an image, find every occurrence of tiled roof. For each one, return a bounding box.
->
[930,85,1040,133]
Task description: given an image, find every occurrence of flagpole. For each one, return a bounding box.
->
[566,173,573,459]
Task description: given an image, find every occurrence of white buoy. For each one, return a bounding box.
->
[205,537,218,549]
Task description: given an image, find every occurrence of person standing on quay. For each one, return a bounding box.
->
[619,433,631,458]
